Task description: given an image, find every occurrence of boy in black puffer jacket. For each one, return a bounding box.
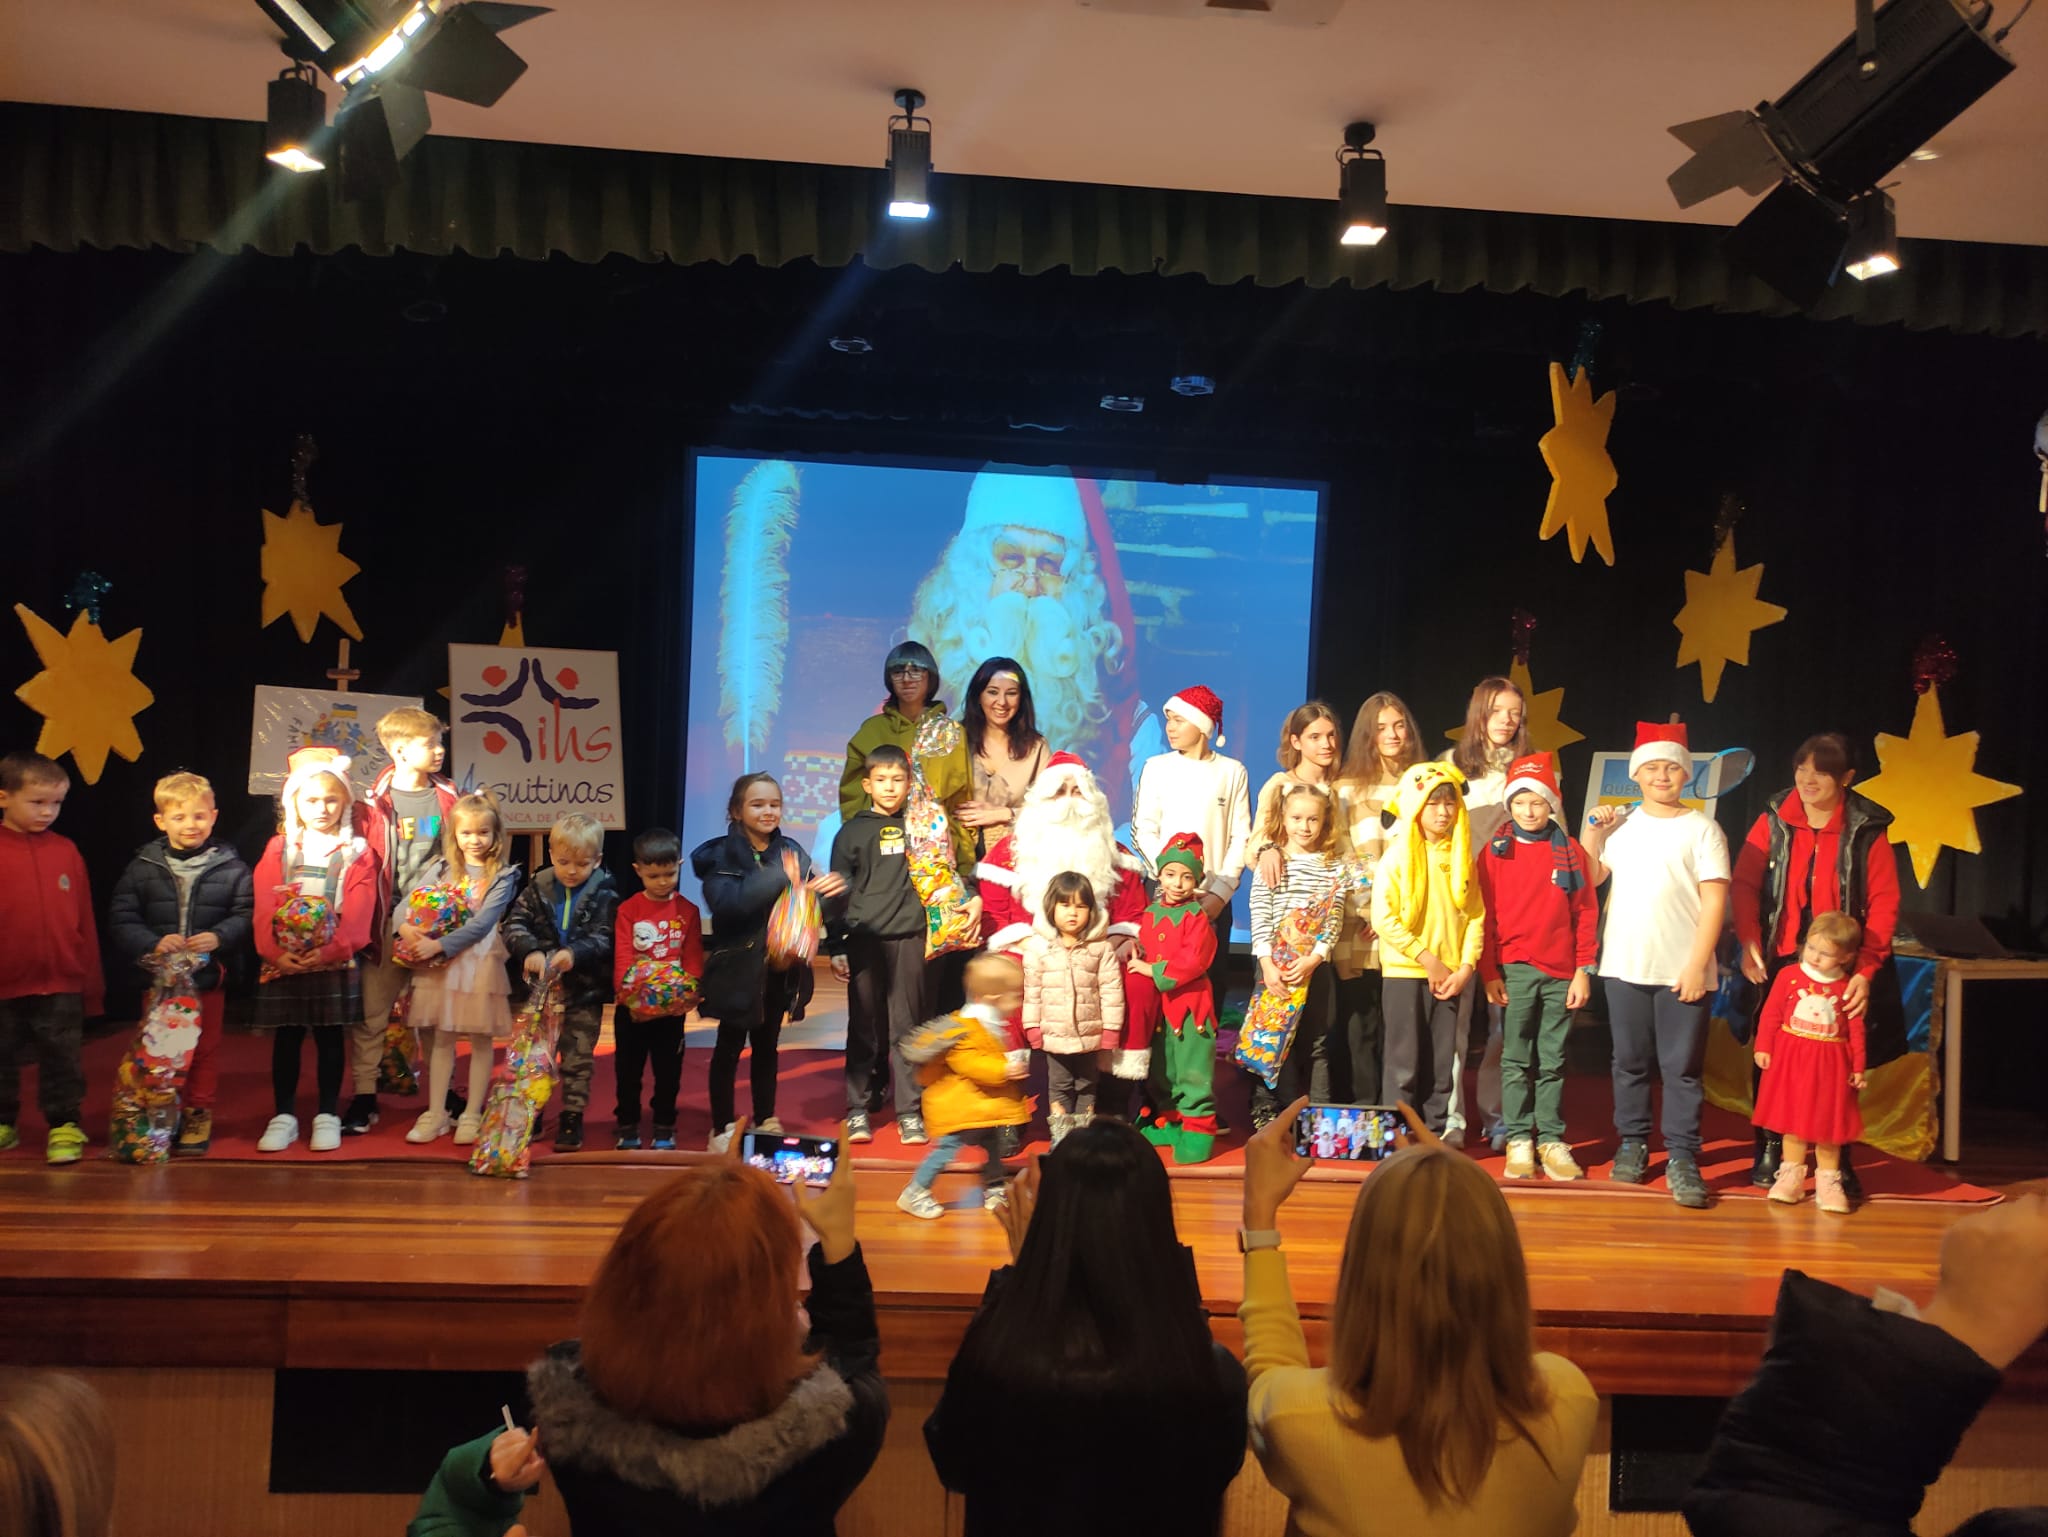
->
[107,771,254,1156]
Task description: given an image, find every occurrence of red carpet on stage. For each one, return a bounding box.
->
[3,1023,1998,1203]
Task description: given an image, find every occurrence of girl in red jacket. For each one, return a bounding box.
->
[251,749,379,1155]
[1753,911,1866,1215]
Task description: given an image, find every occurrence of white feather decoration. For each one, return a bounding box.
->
[719,461,801,765]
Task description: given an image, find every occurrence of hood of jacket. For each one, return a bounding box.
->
[528,1344,855,1508]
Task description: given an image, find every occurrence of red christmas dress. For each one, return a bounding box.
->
[1752,964,1865,1146]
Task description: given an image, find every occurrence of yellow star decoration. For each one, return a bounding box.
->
[1673,536,1787,703]
[1536,362,1618,566]
[1858,689,2022,888]
[260,498,363,644]
[13,604,155,784]
[1444,660,1584,756]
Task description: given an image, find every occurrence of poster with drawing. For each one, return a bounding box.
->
[448,645,625,831]
[248,687,422,796]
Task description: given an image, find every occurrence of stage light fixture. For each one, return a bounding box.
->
[265,61,327,172]
[1170,374,1217,397]
[887,88,933,219]
[335,79,430,200]
[1099,394,1146,413]
[1336,121,1388,247]
[1844,189,1902,279]
[1665,0,2012,304]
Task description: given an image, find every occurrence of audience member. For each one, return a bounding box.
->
[0,1367,114,1537]
[409,1424,544,1537]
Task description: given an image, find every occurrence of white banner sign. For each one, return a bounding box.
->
[448,645,625,831]
[248,687,423,796]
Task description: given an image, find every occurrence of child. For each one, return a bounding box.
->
[1332,691,1424,1107]
[1128,832,1221,1163]
[828,745,934,1146]
[1246,783,1353,1127]
[0,751,104,1165]
[252,748,380,1153]
[401,791,521,1148]
[500,812,617,1154]
[1131,685,1252,1001]
[1021,872,1126,1146]
[1371,762,1485,1135]
[612,827,704,1150]
[1753,911,1867,1214]
[896,952,1030,1218]
[1583,720,1731,1211]
[108,771,254,1157]
[1476,754,1598,1182]
[350,707,458,1134]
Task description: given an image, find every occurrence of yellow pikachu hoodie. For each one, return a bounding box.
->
[1370,761,1486,981]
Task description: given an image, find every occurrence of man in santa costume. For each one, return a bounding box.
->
[977,751,1153,1104]
[1126,832,1223,1163]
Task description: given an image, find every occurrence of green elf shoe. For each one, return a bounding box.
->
[1140,1120,1182,1152]
[1172,1129,1217,1165]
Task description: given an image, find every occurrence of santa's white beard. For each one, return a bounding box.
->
[1012,787,1118,936]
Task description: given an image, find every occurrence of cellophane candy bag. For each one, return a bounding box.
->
[395,884,473,969]
[259,887,335,982]
[469,974,562,1179]
[109,949,206,1165]
[765,849,822,971]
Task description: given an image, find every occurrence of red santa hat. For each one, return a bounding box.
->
[1629,720,1693,778]
[1155,831,1206,878]
[1502,753,1563,822]
[1033,750,1093,792]
[1164,685,1226,746]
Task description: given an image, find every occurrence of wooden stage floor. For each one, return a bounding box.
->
[4,1155,2043,1398]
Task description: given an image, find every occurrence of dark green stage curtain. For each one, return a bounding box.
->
[4,101,2045,338]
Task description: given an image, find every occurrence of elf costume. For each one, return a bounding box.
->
[1128,833,1221,1163]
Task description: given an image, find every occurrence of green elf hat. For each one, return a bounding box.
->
[1156,831,1206,879]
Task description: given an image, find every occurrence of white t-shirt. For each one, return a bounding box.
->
[1596,808,1730,987]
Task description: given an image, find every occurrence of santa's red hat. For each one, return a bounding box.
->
[1155,831,1206,878]
[1629,720,1693,778]
[1164,685,1226,745]
[1027,751,1096,797]
[1502,753,1563,822]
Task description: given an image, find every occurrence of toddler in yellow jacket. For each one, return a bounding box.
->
[1371,762,1486,1134]
[895,953,1029,1220]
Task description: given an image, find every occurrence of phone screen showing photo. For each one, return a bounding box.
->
[742,1132,839,1188]
[1292,1105,1399,1162]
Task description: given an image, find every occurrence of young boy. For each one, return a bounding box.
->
[501,811,617,1153]
[1583,720,1731,1210]
[827,745,933,1145]
[1131,685,1251,1002]
[895,952,1029,1218]
[1371,762,1485,1135]
[1476,754,1598,1183]
[108,771,255,1157]
[1127,832,1222,1164]
[610,827,703,1151]
[350,707,458,1133]
[0,751,104,1164]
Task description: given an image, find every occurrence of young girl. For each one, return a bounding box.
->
[401,792,521,1147]
[1246,783,1353,1127]
[1021,873,1126,1146]
[1752,911,1867,1214]
[251,750,379,1154]
[689,773,846,1150]
[1332,690,1423,1105]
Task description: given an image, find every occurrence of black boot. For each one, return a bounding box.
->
[1839,1144,1864,1205]
[1749,1128,1782,1188]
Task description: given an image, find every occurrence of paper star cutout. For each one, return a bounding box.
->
[1673,536,1786,703]
[1859,689,2022,888]
[260,498,363,644]
[1444,660,1584,756]
[13,604,155,784]
[1536,362,1618,566]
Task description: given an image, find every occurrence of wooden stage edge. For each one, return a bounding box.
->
[2,1158,2044,1400]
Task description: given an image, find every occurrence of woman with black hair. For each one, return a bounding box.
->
[957,657,1052,861]
[924,1120,1247,1536]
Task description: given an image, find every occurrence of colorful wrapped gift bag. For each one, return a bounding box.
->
[765,849,822,971]
[470,974,563,1179]
[394,883,473,969]
[376,983,421,1096]
[619,957,698,1021]
[1233,879,1349,1090]
[907,712,978,959]
[258,887,334,983]
[109,949,206,1165]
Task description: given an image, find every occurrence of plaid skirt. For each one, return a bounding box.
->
[251,963,363,1031]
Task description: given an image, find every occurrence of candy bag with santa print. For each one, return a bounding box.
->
[470,973,562,1179]
[109,949,207,1164]
[906,712,978,959]
[375,983,421,1095]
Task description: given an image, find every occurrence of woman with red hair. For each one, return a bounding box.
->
[526,1144,886,1534]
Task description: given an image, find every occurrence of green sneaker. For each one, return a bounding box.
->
[0,1123,19,1152]
[46,1122,87,1166]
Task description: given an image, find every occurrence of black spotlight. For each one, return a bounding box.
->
[265,61,327,172]
[1336,121,1388,247]
[1843,189,1902,280]
[335,80,430,201]
[1666,0,2013,305]
[887,88,934,220]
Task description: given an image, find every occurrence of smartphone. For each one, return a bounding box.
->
[741,1131,839,1189]
[1292,1104,1400,1162]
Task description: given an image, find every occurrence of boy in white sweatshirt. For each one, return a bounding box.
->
[1132,685,1252,1002]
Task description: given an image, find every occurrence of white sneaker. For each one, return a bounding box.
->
[406,1110,452,1145]
[257,1114,300,1153]
[983,1186,1010,1212]
[756,1115,784,1134]
[453,1112,484,1146]
[309,1114,342,1152]
[708,1123,736,1154]
[897,1184,944,1219]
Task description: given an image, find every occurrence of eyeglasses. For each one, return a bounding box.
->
[888,665,930,677]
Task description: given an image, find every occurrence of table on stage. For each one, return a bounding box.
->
[1899,945,2048,1163]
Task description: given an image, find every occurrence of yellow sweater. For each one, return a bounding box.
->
[1370,829,1485,980]
[1240,1249,1596,1537]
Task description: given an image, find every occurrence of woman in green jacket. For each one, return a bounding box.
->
[408,1425,544,1537]
[838,640,974,871]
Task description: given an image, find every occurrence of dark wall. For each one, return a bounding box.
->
[4,245,2045,1016]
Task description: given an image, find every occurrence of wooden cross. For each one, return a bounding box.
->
[327,637,360,693]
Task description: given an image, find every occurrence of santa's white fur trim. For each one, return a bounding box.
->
[985,921,1032,953]
[1106,920,1140,938]
[1111,1048,1152,1081]
[975,860,1022,889]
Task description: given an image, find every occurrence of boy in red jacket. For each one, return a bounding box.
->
[610,828,705,1151]
[1476,754,1598,1182]
[0,751,105,1164]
